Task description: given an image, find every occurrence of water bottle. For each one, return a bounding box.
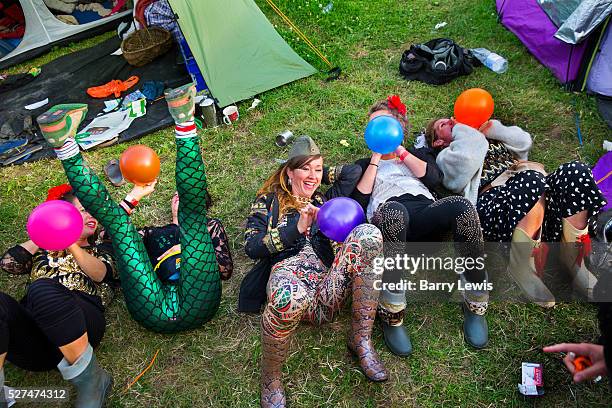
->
[322,2,333,14]
[471,48,508,74]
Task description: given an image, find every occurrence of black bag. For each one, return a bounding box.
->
[399,38,480,85]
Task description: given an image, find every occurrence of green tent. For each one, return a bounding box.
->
[168,0,317,107]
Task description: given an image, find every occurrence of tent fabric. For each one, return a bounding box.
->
[0,0,131,69]
[167,0,317,107]
[537,0,581,26]
[597,96,612,128]
[0,36,191,165]
[592,151,612,211]
[587,21,612,96]
[554,0,612,44]
[497,0,590,83]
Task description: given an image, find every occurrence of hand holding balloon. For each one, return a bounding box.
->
[27,200,83,251]
[129,179,158,201]
[454,88,494,129]
[317,197,365,242]
[119,145,160,186]
[297,204,319,234]
[364,116,404,154]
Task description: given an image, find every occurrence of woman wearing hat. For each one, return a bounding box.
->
[241,136,387,408]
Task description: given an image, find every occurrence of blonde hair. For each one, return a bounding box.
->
[257,155,322,216]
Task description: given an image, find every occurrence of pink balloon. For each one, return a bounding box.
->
[27,200,83,251]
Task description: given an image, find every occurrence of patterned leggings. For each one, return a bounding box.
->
[477,161,607,242]
[262,224,383,338]
[59,136,220,333]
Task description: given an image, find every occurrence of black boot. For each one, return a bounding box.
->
[462,303,488,349]
[57,345,112,408]
[379,307,412,357]
[382,322,413,357]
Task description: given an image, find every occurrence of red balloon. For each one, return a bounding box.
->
[119,145,160,186]
[453,88,494,129]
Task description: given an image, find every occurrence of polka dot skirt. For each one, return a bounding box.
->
[477,161,607,242]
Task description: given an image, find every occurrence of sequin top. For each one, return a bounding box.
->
[479,141,517,189]
[1,243,118,307]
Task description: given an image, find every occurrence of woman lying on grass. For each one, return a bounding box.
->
[122,184,233,283]
[351,96,489,356]
[34,83,223,335]
[1,185,116,407]
[428,117,606,306]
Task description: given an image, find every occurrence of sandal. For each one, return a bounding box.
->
[104,158,125,186]
[0,143,43,166]
[0,138,28,156]
[87,76,140,99]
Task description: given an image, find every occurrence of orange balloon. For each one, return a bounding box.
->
[119,145,160,186]
[453,88,494,129]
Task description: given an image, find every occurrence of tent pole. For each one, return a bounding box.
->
[580,16,610,93]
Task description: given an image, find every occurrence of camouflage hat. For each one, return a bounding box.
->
[288,135,320,159]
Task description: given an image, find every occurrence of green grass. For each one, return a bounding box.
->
[1,0,612,406]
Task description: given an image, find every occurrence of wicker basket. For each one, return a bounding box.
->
[121,27,173,67]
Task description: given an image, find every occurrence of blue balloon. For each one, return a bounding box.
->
[364,115,403,154]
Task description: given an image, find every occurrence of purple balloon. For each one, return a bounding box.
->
[317,197,365,242]
[27,200,83,251]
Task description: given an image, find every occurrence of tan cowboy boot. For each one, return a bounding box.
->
[508,228,555,307]
[347,273,388,382]
[560,219,598,299]
[260,330,291,408]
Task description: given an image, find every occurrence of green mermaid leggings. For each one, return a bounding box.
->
[60,136,221,333]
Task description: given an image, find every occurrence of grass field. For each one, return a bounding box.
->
[1,0,612,406]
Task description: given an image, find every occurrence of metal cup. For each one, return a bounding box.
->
[200,98,217,127]
[276,130,294,147]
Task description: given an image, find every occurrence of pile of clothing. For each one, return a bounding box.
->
[134,0,182,42]
[42,0,128,25]
[0,1,25,57]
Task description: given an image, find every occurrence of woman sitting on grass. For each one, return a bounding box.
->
[428,117,606,306]
[0,185,116,407]
[241,135,386,408]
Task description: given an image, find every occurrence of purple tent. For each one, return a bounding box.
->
[497,0,590,83]
[587,21,612,97]
[592,151,612,211]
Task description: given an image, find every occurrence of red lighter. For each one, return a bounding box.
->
[573,356,593,372]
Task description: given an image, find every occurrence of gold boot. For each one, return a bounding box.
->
[560,219,597,299]
[508,228,555,307]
